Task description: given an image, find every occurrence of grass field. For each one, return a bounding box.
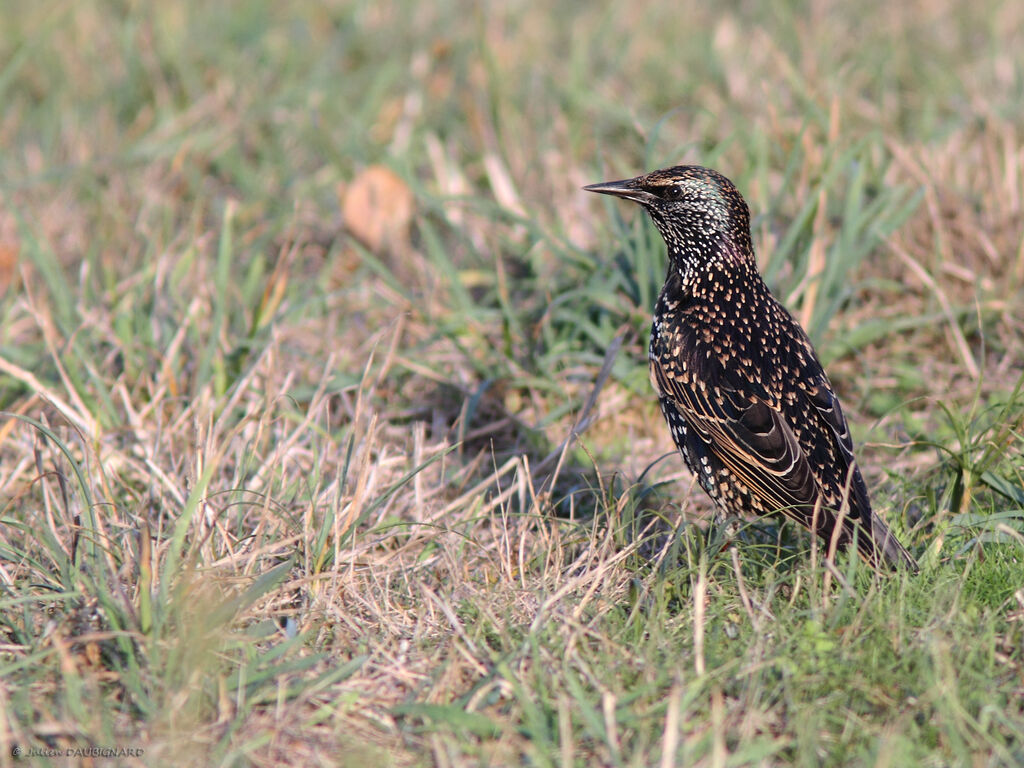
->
[2,1,1023,765]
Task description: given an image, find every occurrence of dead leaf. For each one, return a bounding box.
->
[340,165,414,254]
[0,242,19,297]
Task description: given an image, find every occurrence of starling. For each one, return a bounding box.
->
[585,166,917,571]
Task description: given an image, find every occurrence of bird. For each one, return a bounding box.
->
[584,165,917,571]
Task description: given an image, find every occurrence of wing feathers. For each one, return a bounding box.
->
[652,351,916,571]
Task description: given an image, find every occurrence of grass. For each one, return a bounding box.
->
[1,1,1023,765]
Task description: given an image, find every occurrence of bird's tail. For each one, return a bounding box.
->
[863,512,918,572]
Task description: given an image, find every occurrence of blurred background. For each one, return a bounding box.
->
[3,1,1021,437]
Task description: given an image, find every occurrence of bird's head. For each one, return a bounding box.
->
[584,165,752,267]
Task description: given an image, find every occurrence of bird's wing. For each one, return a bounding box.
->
[799,376,871,517]
[653,360,821,519]
[654,354,916,569]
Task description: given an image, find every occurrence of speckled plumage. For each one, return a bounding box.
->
[585,166,917,571]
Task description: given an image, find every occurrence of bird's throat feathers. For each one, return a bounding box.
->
[667,237,757,297]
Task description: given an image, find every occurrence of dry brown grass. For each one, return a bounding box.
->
[2,2,1023,765]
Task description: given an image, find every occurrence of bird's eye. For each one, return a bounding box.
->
[662,184,684,201]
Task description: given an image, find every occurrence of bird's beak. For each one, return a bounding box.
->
[583,177,656,205]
